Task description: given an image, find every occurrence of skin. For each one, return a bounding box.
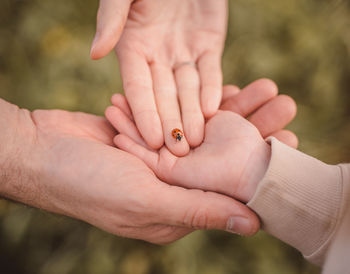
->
[106,79,298,203]
[91,0,227,156]
[0,98,259,246]
[0,78,297,244]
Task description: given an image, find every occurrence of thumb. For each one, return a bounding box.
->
[154,184,260,236]
[90,0,132,60]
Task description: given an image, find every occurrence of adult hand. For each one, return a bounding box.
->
[0,99,259,244]
[106,79,298,202]
[91,0,227,156]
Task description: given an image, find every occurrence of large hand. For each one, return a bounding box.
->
[0,100,259,245]
[106,79,297,202]
[91,0,227,156]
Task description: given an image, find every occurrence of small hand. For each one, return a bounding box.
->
[1,100,259,244]
[106,79,297,202]
[91,0,227,156]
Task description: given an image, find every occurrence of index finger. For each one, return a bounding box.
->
[220,78,278,117]
[118,51,164,149]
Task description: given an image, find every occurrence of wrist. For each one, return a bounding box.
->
[0,99,40,203]
[241,140,272,202]
[247,138,344,265]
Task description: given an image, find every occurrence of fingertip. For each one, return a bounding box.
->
[111,93,124,105]
[90,47,109,60]
[90,39,107,60]
[113,134,136,152]
[165,132,190,157]
[244,215,261,236]
[288,133,299,149]
[253,78,279,97]
[168,141,190,157]
[160,122,190,156]
[90,35,99,60]
[270,130,299,149]
[184,116,205,147]
[143,126,164,150]
[113,134,121,147]
[277,94,297,120]
[226,205,261,236]
[223,85,240,92]
[201,91,221,118]
[222,85,240,103]
[105,105,117,121]
[110,93,119,105]
[133,110,164,150]
[202,105,219,118]
[90,31,117,60]
[113,134,133,151]
[110,93,125,109]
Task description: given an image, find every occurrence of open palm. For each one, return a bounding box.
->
[92,0,227,156]
[4,103,259,244]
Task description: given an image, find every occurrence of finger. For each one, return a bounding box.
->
[111,93,133,121]
[118,52,164,149]
[114,134,159,171]
[269,130,299,149]
[222,85,240,104]
[90,0,132,60]
[198,52,223,118]
[175,64,205,147]
[153,184,260,236]
[105,106,146,147]
[249,95,297,138]
[151,63,190,156]
[220,78,278,117]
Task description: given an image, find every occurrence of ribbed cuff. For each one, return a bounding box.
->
[247,138,343,265]
[323,164,350,273]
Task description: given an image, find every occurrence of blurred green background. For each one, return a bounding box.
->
[1,0,350,273]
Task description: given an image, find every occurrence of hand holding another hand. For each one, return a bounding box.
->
[0,99,259,247]
[106,79,297,203]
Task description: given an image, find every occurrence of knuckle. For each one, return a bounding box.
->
[182,109,204,122]
[160,117,179,124]
[155,85,177,96]
[123,81,152,95]
[133,108,158,119]
[182,107,202,115]
[184,207,210,230]
[178,80,199,90]
[202,83,221,92]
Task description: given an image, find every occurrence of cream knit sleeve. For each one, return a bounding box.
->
[247,137,350,266]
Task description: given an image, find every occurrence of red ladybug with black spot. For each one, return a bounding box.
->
[171,128,183,142]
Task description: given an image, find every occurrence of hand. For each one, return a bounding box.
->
[0,99,259,245]
[91,0,227,156]
[106,79,298,202]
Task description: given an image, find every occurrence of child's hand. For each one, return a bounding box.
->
[106,79,297,202]
[91,0,227,156]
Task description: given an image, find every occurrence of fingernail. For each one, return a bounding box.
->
[226,216,252,235]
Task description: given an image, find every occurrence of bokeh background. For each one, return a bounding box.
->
[1,0,350,273]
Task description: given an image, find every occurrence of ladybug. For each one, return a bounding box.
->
[171,128,183,142]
